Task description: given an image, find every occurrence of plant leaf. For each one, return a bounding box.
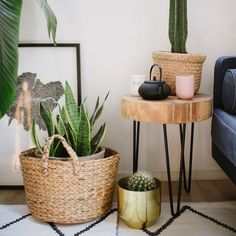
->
[91,91,109,127]
[66,122,77,151]
[56,114,65,137]
[89,96,100,127]
[91,123,106,154]
[40,103,55,137]
[65,81,79,141]
[36,0,57,44]
[31,120,43,154]
[77,104,91,156]
[0,0,22,118]
[58,106,70,142]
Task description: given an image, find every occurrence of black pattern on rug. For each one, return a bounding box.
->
[0,213,31,230]
[0,206,236,235]
[49,208,118,236]
[142,205,236,236]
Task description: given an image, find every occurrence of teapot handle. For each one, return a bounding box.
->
[149,64,162,81]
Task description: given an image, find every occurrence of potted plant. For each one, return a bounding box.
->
[0,0,56,118]
[117,171,161,229]
[152,0,206,95]
[31,81,108,161]
[19,82,120,224]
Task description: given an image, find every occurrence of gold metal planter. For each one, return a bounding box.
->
[117,177,161,229]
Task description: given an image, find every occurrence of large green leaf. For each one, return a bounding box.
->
[0,0,22,118]
[36,0,57,44]
[0,0,57,119]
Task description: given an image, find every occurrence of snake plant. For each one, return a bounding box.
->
[0,0,57,118]
[32,82,109,157]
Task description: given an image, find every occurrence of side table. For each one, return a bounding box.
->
[121,94,212,216]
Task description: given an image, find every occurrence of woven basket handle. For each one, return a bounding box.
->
[41,134,79,174]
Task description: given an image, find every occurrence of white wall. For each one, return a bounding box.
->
[18,0,236,180]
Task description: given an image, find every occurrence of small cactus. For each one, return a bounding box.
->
[127,171,157,191]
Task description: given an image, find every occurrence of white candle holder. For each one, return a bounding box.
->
[129,75,147,96]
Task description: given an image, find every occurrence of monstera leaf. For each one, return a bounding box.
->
[0,0,57,119]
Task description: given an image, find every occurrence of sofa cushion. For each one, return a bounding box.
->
[222,69,236,114]
[211,108,236,167]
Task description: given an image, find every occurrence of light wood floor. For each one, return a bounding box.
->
[0,180,235,204]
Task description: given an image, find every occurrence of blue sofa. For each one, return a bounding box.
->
[211,56,236,185]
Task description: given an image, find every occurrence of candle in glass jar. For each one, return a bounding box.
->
[176,75,195,99]
[129,75,147,96]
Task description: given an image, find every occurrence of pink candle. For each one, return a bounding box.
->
[176,75,195,99]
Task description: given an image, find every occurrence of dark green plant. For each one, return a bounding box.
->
[169,0,188,53]
[127,171,157,191]
[32,82,109,157]
[0,0,57,118]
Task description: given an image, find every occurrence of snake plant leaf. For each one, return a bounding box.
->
[0,0,22,118]
[40,103,56,156]
[91,123,106,154]
[66,122,77,151]
[59,106,68,124]
[89,96,100,127]
[58,106,75,149]
[56,114,65,137]
[65,81,79,140]
[31,120,43,154]
[36,0,57,44]
[58,106,71,143]
[91,91,109,127]
[77,104,91,156]
[40,103,55,137]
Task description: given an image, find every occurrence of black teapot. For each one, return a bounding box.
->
[138,64,171,100]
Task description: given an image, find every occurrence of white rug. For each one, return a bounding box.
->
[0,202,236,236]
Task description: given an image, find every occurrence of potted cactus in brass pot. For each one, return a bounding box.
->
[117,172,161,229]
[152,0,206,95]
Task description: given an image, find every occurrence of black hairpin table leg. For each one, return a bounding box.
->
[179,122,195,193]
[163,123,195,217]
[133,121,140,173]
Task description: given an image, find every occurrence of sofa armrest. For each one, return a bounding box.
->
[214,56,236,108]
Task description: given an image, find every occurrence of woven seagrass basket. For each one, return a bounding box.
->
[20,134,120,224]
[152,51,206,95]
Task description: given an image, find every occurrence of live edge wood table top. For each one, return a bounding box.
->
[121,93,213,124]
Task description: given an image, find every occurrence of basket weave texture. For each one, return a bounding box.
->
[20,134,120,224]
[152,51,206,95]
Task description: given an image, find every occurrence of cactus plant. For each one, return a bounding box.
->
[31,81,109,157]
[127,171,157,191]
[169,0,188,53]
